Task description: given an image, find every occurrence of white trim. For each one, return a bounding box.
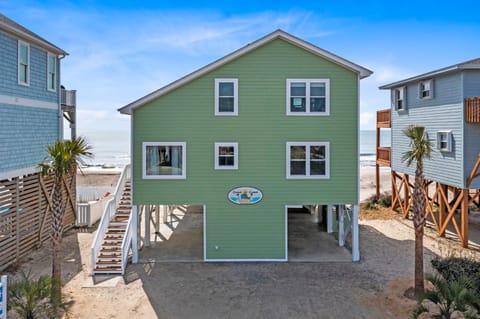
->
[214,78,238,116]
[203,205,206,262]
[285,205,288,261]
[142,142,187,179]
[47,53,57,92]
[437,130,453,152]
[419,79,433,100]
[132,206,138,263]
[118,29,372,115]
[0,94,58,110]
[18,40,30,86]
[214,142,238,170]
[286,142,330,179]
[286,79,330,116]
[0,166,39,180]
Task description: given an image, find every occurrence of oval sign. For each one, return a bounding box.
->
[228,187,263,205]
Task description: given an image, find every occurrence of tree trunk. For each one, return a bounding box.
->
[413,162,425,296]
[51,175,64,303]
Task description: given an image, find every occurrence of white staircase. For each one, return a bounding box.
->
[93,182,131,274]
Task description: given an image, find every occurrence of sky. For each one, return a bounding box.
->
[2,0,480,133]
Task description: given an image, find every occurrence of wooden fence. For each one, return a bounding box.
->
[0,172,76,271]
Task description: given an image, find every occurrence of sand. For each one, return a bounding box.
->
[3,167,479,319]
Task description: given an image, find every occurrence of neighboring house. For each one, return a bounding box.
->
[377,58,480,247]
[0,13,76,270]
[119,30,372,261]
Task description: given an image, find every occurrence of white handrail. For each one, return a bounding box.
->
[90,164,130,274]
[121,209,134,275]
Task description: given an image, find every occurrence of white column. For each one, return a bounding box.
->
[155,205,160,233]
[327,205,333,233]
[145,205,151,247]
[338,205,345,247]
[352,205,360,262]
[132,205,139,263]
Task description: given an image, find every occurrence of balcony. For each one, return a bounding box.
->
[61,88,76,110]
[465,97,480,123]
[376,147,391,167]
[376,109,391,128]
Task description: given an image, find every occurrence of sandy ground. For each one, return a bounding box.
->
[3,167,480,319]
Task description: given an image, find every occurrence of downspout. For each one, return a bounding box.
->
[57,54,66,141]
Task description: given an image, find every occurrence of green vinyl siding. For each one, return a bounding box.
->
[132,38,359,259]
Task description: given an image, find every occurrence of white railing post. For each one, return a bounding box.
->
[0,275,7,319]
[352,205,360,262]
[338,205,345,247]
[327,205,333,233]
[132,206,138,263]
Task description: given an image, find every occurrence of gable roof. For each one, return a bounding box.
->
[0,13,67,55]
[379,57,480,90]
[119,29,372,115]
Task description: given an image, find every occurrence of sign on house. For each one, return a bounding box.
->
[228,187,263,205]
[0,275,6,319]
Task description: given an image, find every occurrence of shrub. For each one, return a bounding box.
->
[360,192,392,210]
[431,257,480,297]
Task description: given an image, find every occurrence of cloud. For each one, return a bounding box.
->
[359,112,374,129]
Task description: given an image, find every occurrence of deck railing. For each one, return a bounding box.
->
[76,196,111,227]
[61,88,76,107]
[465,97,480,123]
[376,147,391,167]
[121,209,134,275]
[376,109,391,128]
[90,164,130,274]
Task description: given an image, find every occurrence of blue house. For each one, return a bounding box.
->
[377,58,480,247]
[0,13,77,269]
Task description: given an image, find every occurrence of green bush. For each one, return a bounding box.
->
[431,257,480,297]
[360,192,392,210]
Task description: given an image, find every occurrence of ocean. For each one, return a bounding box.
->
[79,130,391,168]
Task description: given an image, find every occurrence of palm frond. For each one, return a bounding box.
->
[402,125,433,167]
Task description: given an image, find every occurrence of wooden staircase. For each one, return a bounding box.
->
[93,181,131,274]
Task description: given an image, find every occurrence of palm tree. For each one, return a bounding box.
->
[402,125,432,297]
[39,137,92,303]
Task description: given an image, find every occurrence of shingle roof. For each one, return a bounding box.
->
[379,58,480,90]
[0,13,67,55]
[118,29,372,115]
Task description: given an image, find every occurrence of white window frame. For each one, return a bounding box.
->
[437,131,452,152]
[18,41,30,86]
[286,142,330,179]
[214,142,238,170]
[419,79,433,100]
[142,142,186,179]
[286,79,330,116]
[393,87,406,111]
[214,78,238,116]
[47,53,57,92]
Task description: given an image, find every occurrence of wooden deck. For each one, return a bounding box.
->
[465,97,480,123]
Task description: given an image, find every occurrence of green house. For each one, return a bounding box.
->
[118,30,372,262]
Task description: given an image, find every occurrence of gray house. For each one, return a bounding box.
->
[377,58,480,247]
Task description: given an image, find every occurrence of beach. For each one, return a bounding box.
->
[4,166,479,319]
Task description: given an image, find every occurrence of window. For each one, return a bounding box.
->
[393,87,406,111]
[18,41,30,85]
[47,53,56,91]
[419,79,433,99]
[142,142,186,179]
[286,79,330,115]
[215,79,238,115]
[437,131,452,152]
[286,142,330,179]
[214,143,238,170]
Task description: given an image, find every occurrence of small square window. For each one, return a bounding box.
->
[419,79,433,99]
[437,131,452,152]
[393,87,406,111]
[215,142,238,170]
[215,79,238,116]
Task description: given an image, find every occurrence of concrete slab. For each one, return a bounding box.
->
[288,211,352,262]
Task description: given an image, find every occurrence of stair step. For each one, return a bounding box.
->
[98,252,122,258]
[100,247,122,253]
[101,241,122,247]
